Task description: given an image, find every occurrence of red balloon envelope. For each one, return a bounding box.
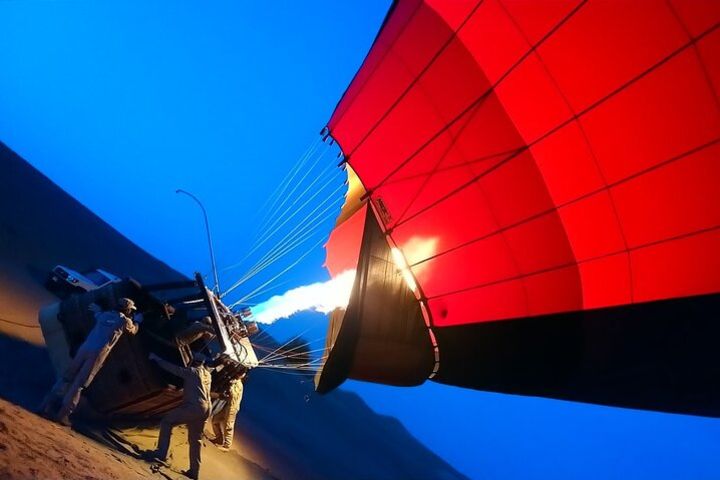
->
[316,0,720,416]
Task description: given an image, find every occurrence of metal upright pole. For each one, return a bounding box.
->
[176,189,221,295]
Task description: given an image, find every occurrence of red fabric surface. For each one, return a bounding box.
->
[324,204,368,278]
[327,0,720,327]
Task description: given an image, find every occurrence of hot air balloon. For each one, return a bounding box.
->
[316,0,720,416]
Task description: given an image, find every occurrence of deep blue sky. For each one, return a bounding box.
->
[2,2,720,479]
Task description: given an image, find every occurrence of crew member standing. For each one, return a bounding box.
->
[42,297,140,425]
[147,352,213,480]
[211,368,246,452]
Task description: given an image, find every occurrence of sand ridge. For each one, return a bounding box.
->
[0,398,151,479]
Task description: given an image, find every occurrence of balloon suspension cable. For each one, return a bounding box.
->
[224,135,324,274]
[222,195,340,284]
[222,174,343,279]
[224,234,328,299]
[249,141,330,247]
[260,355,328,370]
[225,221,318,292]
[258,357,327,371]
[260,349,329,365]
[260,327,314,363]
[237,178,342,274]
[251,160,340,251]
[255,145,334,242]
[246,151,338,257]
[252,135,323,233]
[224,219,328,303]
[254,368,318,377]
[222,196,342,298]
[258,359,325,370]
[247,327,278,347]
[252,193,343,269]
[230,278,292,306]
[233,232,331,302]
[259,339,328,363]
[259,336,327,357]
[224,203,341,301]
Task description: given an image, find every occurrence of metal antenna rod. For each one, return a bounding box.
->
[176,189,221,295]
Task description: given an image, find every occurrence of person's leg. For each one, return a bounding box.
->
[39,350,86,415]
[187,417,205,479]
[211,403,229,444]
[222,386,243,448]
[61,350,87,384]
[211,413,223,443]
[82,347,111,386]
[156,408,183,461]
[56,346,113,422]
[55,350,97,421]
[222,406,239,448]
[39,378,68,416]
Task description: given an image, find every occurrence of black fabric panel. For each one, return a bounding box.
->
[316,208,434,393]
[315,210,373,394]
[433,293,720,417]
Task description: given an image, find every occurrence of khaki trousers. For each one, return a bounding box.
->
[48,346,111,420]
[157,403,210,479]
[211,383,243,448]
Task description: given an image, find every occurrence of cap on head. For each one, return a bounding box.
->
[118,297,137,312]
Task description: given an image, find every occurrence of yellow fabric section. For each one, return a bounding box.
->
[334,165,367,226]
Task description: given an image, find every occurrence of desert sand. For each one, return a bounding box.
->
[0,397,167,480]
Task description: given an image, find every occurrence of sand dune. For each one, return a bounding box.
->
[0,396,276,480]
[0,141,467,480]
[0,397,151,479]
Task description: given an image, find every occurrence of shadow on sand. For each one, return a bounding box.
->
[0,333,55,408]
